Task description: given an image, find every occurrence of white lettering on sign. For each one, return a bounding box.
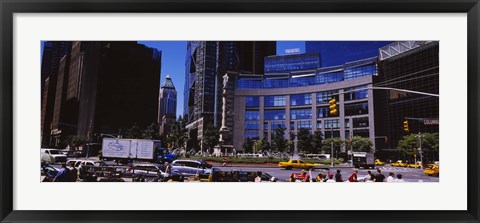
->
[285,48,301,54]
[423,119,439,125]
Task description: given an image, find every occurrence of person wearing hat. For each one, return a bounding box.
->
[325,173,336,183]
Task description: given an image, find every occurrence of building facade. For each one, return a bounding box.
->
[233,55,379,153]
[159,75,177,135]
[184,41,276,150]
[41,41,162,147]
[374,41,439,160]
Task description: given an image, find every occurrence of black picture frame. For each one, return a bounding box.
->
[1,0,479,222]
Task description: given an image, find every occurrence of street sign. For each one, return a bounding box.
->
[423,119,439,125]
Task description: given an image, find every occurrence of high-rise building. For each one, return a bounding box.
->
[184,41,276,150]
[305,41,392,67]
[40,41,72,146]
[41,41,161,147]
[158,75,177,135]
[374,41,439,161]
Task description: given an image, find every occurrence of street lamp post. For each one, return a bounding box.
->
[415,133,425,170]
[330,124,334,167]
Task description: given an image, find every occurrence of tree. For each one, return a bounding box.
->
[398,133,439,162]
[125,123,142,139]
[397,134,418,157]
[312,131,324,154]
[170,117,188,149]
[296,128,313,153]
[271,125,288,152]
[349,136,373,152]
[242,138,254,153]
[142,122,160,140]
[322,138,345,157]
[203,123,220,154]
[252,137,270,153]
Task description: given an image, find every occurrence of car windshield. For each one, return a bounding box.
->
[49,150,60,154]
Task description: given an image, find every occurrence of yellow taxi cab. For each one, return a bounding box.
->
[391,160,408,167]
[278,159,317,170]
[407,161,422,168]
[424,164,439,177]
[374,159,385,166]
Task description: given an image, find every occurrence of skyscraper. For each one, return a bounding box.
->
[41,41,162,147]
[184,41,276,151]
[159,75,177,135]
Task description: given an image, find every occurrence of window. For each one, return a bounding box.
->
[344,85,368,101]
[344,64,377,80]
[344,102,368,116]
[236,79,263,89]
[264,79,288,88]
[297,120,312,130]
[345,119,350,128]
[316,72,343,84]
[290,108,312,120]
[317,107,338,118]
[353,129,369,138]
[317,90,339,104]
[290,93,312,106]
[245,121,259,130]
[245,110,260,120]
[353,117,369,128]
[245,130,259,140]
[264,96,286,107]
[264,109,286,120]
[245,96,259,107]
[316,121,322,130]
[271,121,286,130]
[324,119,340,129]
[289,76,315,87]
[290,121,295,131]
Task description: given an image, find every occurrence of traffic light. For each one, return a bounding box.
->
[413,148,417,157]
[329,98,338,116]
[403,119,409,133]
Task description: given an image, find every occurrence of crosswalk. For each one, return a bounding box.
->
[379,166,422,172]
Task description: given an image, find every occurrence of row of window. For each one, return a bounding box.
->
[247,118,369,133]
[246,89,368,108]
[237,64,377,89]
[246,102,368,120]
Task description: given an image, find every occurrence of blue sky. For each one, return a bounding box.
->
[42,41,306,117]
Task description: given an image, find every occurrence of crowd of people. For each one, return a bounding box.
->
[294,168,406,183]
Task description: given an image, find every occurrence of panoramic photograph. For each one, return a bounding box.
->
[40,41,439,183]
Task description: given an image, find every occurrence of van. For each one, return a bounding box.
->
[40,148,67,164]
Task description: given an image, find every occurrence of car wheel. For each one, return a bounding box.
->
[286,166,292,170]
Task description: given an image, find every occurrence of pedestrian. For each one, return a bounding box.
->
[53,163,71,182]
[335,169,343,182]
[348,169,358,182]
[325,173,336,183]
[164,162,172,180]
[300,169,310,182]
[67,162,78,182]
[395,174,405,182]
[387,172,395,182]
[255,172,262,182]
[316,173,325,182]
[374,168,385,182]
[363,170,372,182]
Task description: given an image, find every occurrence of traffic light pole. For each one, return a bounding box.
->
[415,133,425,170]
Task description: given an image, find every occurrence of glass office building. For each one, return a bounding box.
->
[233,53,378,153]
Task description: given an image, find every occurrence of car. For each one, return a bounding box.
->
[424,164,439,177]
[407,161,423,168]
[278,159,317,170]
[41,148,67,164]
[67,159,108,168]
[171,159,218,177]
[391,160,408,167]
[211,170,277,182]
[374,159,385,166]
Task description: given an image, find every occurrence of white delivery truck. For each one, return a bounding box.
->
[101,138,175,163]
[352,152,375,169]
